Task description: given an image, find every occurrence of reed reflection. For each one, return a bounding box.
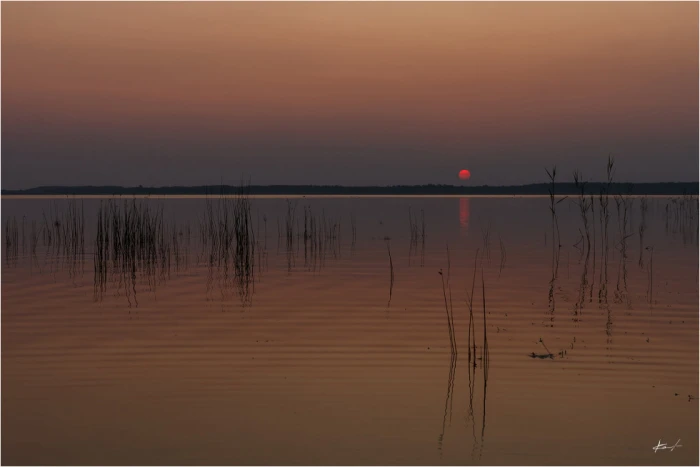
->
[664,194,698,246]
[437,351,457,457]
[278,201,342,276]
[437,249,490,461]
[408,207,425,267]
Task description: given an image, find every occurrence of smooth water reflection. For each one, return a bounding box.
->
[2,195,698,465]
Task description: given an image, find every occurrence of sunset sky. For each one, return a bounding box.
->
[2,2,698,188]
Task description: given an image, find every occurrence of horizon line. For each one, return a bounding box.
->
[3,181,699,189]
[3,181,698,197]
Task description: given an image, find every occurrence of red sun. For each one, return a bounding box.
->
[458,169,471,180]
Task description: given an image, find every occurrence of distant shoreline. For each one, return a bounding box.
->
[1,182,697,196]
[3,182,699,196]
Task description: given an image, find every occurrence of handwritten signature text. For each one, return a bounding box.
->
[653,439,682,453]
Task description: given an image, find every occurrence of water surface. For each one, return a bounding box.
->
[2,195,698,465]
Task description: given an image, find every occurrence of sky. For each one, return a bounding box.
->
[2,2,698,189]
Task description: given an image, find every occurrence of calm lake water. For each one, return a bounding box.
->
[2,195,698,465]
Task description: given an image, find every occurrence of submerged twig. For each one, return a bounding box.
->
[387,240,394,307]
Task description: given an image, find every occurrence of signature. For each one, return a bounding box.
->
[653,439,682,453]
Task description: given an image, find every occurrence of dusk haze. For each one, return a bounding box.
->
[2,1,698,189]
[1,2,698,466]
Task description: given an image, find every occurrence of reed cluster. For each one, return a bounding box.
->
[4,216,19,265]
[573,170,592,258]
[638,197,648,268]
[664,193,697,245]
[545,166,566,250]
[350,211,357,247]
[278,204,341,272]
[481,224,492,262]
[597,156,615,305]
[4,200,86,274]
[439,248,457,356]
[646,246,654,306]
[36,200,86,258]
[94,199,170,306]
[199,185,257,305]
[408,207,426,265]
[613,189,634,307]
[387,240,394,307]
